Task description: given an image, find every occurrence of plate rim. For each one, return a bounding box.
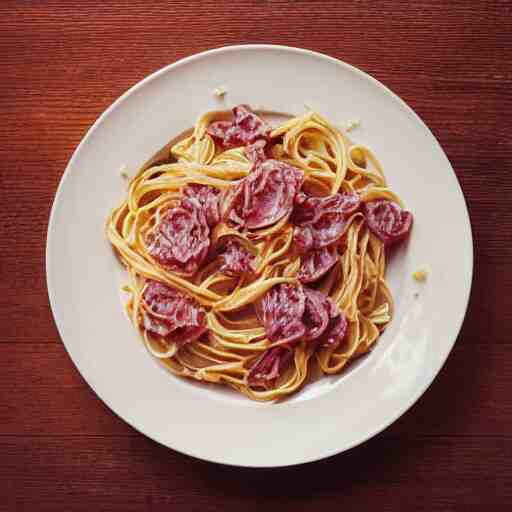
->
[46,44,474,467]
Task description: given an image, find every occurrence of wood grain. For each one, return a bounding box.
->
[1,1,511,510]
[3,435,512,511]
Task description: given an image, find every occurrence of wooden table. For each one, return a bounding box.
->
[2,1,511,510]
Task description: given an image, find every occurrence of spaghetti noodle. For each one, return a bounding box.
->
[106,106,413,401]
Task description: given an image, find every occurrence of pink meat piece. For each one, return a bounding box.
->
[303,288,347,348]
[244,139,268,164]
[292,193,361,252]
[297,246,338,283]
[147,197,210,275]
[260,283,348,351]
[219,240,255,277]
[206,105,271,149]
[247,346,292,389]
[182,184,220,227]
[320,298,348,349]
[224,159,304,229]
[141,280,207,345]
[363,200,413,246]
[302,288,331,341]
[261,284,306,344]
[292,193,361,225]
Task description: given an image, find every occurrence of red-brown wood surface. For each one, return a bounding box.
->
[1,1,511,510]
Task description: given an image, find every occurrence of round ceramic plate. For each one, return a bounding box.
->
[47,45,473,467]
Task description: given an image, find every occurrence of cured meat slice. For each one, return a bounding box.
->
[182,184,220,227]
[363,200,413,246]
[302,288,347,347]
[141,280,207,345]
[219,240,255,277]
[247,347,292,389]
[302,288,331,341]
[260,284,348,348]
[244,139,268,163]
[292,193,361,252]
[207,105,271,148]
[297,246,338,283]
[224,159,304,229]
[261,284,306,344]
[292,193,361,225]
[320,299,348,348]
[147,198,210,275]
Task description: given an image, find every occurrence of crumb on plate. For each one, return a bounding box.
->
[119,164,130,179]
[346,119,361,132]
[213,86,227,98]
[412,269,428,282]
[351,147,366,167]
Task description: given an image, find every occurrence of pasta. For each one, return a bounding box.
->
[106,105,413,401]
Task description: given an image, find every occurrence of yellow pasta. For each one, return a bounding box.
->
[106,107,409,401]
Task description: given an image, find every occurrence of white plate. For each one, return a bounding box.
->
[46,45,473,467]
